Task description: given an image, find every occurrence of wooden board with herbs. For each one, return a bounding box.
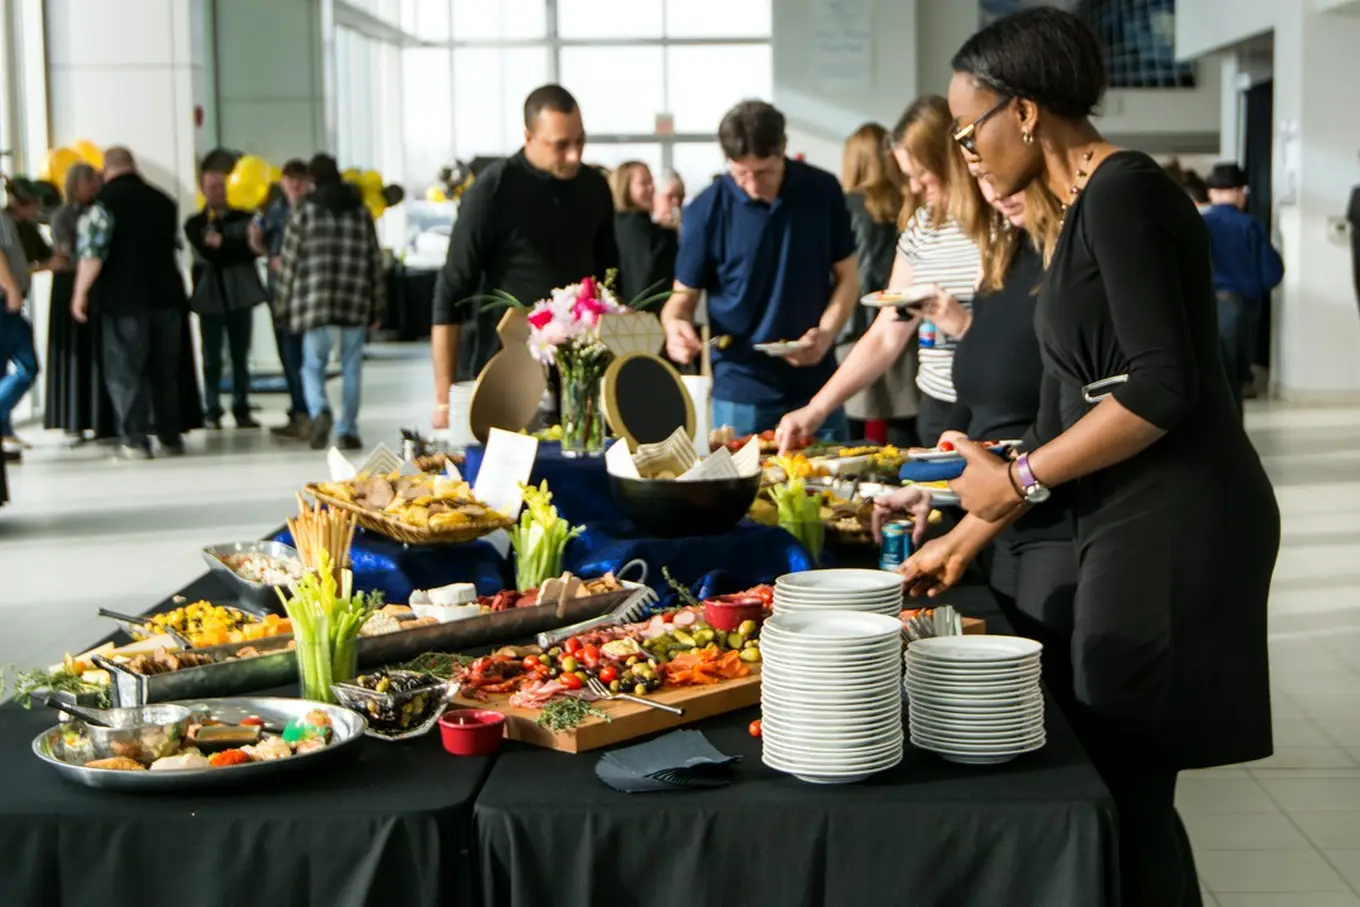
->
[451,668,762,754]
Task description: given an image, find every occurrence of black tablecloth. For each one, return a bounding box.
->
[474,585,1118,907]
[0,576,492,907]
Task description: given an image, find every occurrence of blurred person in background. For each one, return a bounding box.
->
[1202,162,1283,415]
[430,84,617,429]
[610,161,678,304]
[275,154,384,452]
[71,147,189,460]
[837,122,915,446]
[0,179,40,463]
[259,158,313,440]
[185,151,267,430]
[654,170,685,228]
[663,100,858,438]
[45,163,116,446]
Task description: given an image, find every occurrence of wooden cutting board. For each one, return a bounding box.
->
[452,669,762,754]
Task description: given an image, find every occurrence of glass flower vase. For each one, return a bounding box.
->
[560,371,607,458]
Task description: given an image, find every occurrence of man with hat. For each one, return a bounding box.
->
[1202,161,1283,414]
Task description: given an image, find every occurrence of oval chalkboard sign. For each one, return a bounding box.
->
[603,353,695,448]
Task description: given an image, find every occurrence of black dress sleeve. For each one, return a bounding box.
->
[432,174,496,325]
[1080,162,1201,430]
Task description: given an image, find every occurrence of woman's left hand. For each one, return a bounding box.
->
[948,438,1025,522]
[922,291,971,339]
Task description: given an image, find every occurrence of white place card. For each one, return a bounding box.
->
[473,428,539,519]
[605,438,641,478]
[327,447,357,481]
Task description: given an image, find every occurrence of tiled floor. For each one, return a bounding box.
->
[2,357,1359,903]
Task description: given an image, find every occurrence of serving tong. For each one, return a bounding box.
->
[535,560,657,649]
[98,608,195,649]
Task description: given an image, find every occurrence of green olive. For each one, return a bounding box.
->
[609,680,621,693]
[626,656,640,666]
[739,647,762,663]
[738,619,758,637]
[727,633,746,650]
[538,653,552,667]
[561,656,578,673]
[575,671,589,683]
[633,683,648,696]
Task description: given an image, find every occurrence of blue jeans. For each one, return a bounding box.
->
[1217,292,1257,414]
[712,398,849,441]
[302,326,365,437]
[0,312,38,436]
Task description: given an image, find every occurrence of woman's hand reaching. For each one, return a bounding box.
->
[870,486,934,547]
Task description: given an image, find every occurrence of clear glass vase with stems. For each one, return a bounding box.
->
[557,338,613,458]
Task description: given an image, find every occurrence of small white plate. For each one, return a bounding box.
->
[753,339,813,356]
[907,635,1044,662]
[859,284,939,309]
[762,610,905,642]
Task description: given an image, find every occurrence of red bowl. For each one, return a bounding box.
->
[703,596,766,633]
[438,709,506,756]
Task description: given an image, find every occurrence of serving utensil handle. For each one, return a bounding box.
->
[617,694,683,715]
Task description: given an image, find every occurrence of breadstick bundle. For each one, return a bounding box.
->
[289,494,356,573]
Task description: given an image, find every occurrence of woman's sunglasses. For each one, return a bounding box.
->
[952,95,1013,155]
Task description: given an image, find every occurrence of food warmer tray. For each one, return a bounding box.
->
[33,697,366,791]
[98,586,640,706]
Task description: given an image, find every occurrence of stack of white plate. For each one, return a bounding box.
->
[760,610,905,784]
[773,568,904,617]
[904,636,1046,765]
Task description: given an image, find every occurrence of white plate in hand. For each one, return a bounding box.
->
[860,284,939,309]
[906,440,1022,463]
[754,340,813,357]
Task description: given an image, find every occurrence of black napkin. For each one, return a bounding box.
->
[595,729,741,793]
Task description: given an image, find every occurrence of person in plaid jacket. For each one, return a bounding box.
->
[275,154,385,451]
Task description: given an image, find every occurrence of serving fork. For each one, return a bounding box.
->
[585,676,685,716]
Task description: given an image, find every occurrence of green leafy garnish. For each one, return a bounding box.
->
[536,696,610,734]
[398,651,474,680]
[662,566,699,607]
[1,664,110,709]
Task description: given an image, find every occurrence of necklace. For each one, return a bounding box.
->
[1057,149,1097,231]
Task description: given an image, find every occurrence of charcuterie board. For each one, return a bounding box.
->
[451,669,762,754]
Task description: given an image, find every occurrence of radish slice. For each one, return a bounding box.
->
[673,610,698,628]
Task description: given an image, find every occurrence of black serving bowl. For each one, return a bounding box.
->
[607,473,761,537]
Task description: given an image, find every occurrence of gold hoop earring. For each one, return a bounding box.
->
[1022,130,1034,146]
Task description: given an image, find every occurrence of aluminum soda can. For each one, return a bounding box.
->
[919,319,937,349]
[879,520,913,571]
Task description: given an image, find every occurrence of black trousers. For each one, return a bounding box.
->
[101,308,182,449]
[915,393,953,449]
[199,307,253,419]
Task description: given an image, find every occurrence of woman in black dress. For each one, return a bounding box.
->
[903,9,1279,906]
[609,162,677,304]
[45,163,115,443]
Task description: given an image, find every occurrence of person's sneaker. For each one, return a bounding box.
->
[2,447,20,463]
[337,434,363,452]
[116,444,152,461]
[204,415,223,430]
[310,410,334,450]
[271,413,312,441]
[234,412,261,429]
[2,433,32,450]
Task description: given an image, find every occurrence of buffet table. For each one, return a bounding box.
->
[0,573,492,907]
[471,584,1118,907]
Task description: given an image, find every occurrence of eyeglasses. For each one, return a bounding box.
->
[952,95,1013,156]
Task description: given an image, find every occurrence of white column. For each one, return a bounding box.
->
[1271,4,1360,399]
[1218,53,1241,162]
[45,0,205,219]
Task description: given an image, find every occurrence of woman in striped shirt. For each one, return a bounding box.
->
[775,95,1001,451]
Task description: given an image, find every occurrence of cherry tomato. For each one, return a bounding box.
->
[748,719,762,738]
[564,637,584,655]
[558,672,583,691]
[240,716,265,727]
[939,440,955,452]
[597,665,618,683]
[522,655,540,670]
[662,611,674,623]
[581,644,601,669]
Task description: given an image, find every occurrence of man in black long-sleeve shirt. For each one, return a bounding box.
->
[431,84,618,430]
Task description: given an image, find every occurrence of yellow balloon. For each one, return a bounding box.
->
[367,202,387,221]
[342,168,362,186]
[195,190,206,209]
[425,186,449,202]
[359,170,383,195]
[233,154,270,186]
[226,170,268,210]
[44,148,81,193]
[268,164,283,185]
[72,139,104,168]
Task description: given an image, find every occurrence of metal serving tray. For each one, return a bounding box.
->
[33,697,366,791]
[98,585,639,705]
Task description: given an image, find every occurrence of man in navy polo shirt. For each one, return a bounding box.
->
[661,100,858,438]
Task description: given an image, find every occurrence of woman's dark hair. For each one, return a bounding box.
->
[308,153,342,186]
[718,100,787,160]
[951,7,1106,120]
